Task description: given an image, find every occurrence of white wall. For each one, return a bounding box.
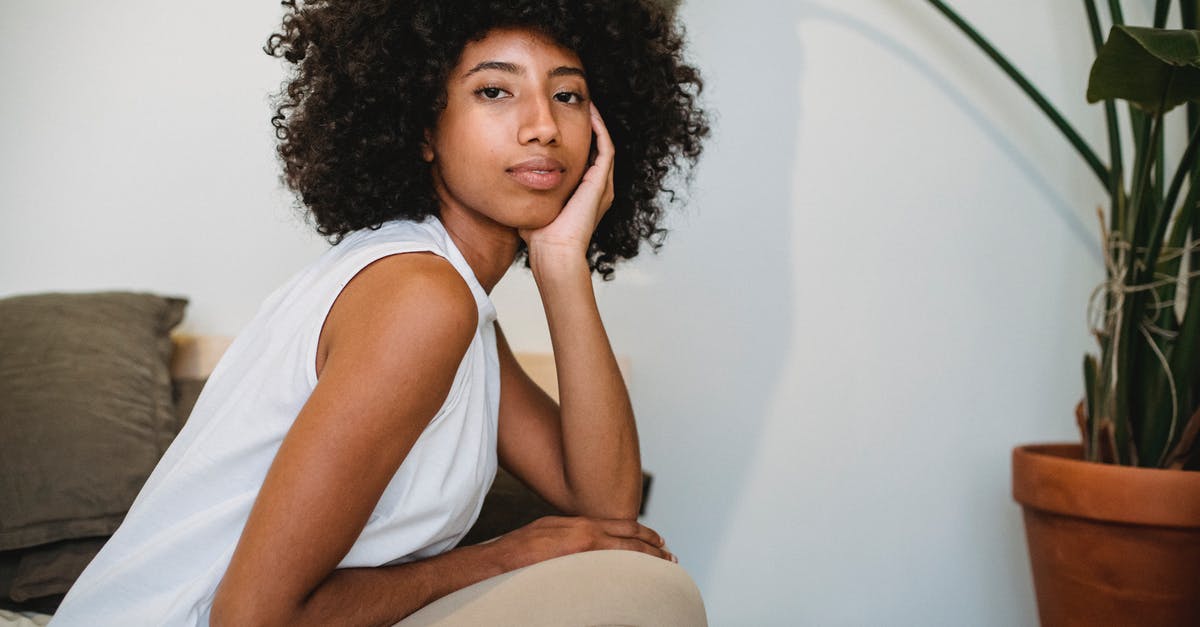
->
[3,1,1156,624]
[0,1,329,333]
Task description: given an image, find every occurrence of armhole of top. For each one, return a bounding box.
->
[303,245,455,389]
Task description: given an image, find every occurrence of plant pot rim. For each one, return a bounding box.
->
[1012,443,1200,529]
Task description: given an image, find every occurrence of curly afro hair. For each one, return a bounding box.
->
[265,0,709,279]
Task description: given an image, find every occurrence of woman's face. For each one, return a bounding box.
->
[424,28,594,231]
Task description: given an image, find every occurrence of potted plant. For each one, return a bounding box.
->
[926,1,1200,624]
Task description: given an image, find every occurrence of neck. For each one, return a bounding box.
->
[436,204,520,294]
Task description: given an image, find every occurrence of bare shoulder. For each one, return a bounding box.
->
[317,251,478,379]
[213,255,481,622]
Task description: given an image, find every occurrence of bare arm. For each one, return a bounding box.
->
[210,253,485,626]
[493,322,574,512]
[509,103,642,520]
[209,253,669,627]
[534,258,641,519]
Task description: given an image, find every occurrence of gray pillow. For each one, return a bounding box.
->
[0,291,186,551]
[6,537,107,603]
[0,375,203,611]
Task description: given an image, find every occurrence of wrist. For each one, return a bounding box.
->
[476,534,521,574]
[529,246,590,285]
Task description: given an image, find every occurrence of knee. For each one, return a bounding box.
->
[596,549,701,592]
[574,549,707,625]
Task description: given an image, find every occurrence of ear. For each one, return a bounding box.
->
[421,129,435,163]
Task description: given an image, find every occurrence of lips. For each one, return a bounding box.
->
[506,157,566,191]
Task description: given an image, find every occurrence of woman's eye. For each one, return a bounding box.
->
[475,86,508,99]
[554,91,584,104]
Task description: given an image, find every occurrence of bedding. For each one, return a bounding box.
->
[0,608,50,626]
[0,294,563,616]
[0,291,187,614]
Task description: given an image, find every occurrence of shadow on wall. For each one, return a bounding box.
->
[682,0,1100,618]
[630,0,1103,599]
[812,1,1099,260]
[612,0,801,588]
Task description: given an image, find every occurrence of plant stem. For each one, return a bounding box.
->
[1180,0,1200,317]
[1158,172,1199,333]
[1127,108,1161,245]
[1118,73,1175,464]
[1085,0,1128,237]
[1108,1,1153,158]
[925,0,1111,187]
[1106,0,1125,24]
[1177,195,1200,420]
[1154,0,1172,27]
[1187,1,1200,285]
[1145,122,1200,274]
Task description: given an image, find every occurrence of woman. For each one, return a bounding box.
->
[52,0,708,624]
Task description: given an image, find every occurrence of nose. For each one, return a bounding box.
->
[517,95,560,145]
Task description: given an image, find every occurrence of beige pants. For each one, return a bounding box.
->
[395,550,707,627]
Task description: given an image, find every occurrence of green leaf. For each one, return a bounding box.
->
[1085,0,1127,231]
[1150,179,1198,336]
[1087,26,1200,113]
[1170,196,1200,427]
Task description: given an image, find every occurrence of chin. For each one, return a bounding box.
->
[510,200,565,230]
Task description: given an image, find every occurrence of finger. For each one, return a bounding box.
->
[603,161,614,208]
[587,104,615,221]
[599,519,665,548]
[589,102,615,170]
[613,537,675,562]
[602,149,614,206]
[575,152,608,191]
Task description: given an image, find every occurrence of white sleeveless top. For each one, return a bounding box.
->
[51,216,500,626]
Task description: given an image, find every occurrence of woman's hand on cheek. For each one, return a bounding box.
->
[519,103,614,269]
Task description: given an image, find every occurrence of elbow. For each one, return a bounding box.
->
[211,602,291,627]
[209,593,257,627]
[208,594,241,627]
[211,584,299,627]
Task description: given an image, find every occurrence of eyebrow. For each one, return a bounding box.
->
[462,61,586,80]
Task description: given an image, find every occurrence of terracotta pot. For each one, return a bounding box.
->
[1012,444,1200,626]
